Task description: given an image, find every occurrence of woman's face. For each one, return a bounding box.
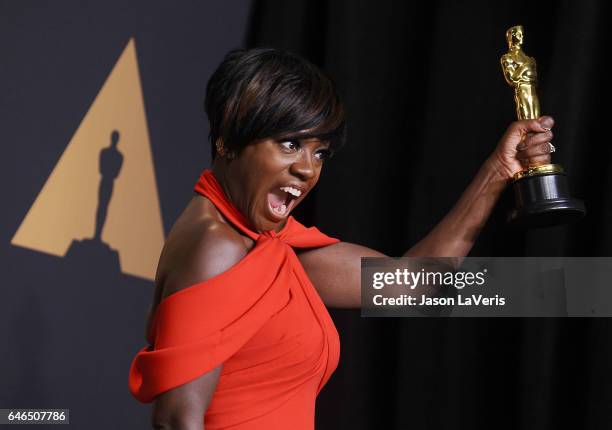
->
[220,137,332,232]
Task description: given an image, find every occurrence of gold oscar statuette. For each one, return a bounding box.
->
[500,25,585,228]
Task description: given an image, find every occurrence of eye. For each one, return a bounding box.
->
[315,148,333,161]
[279,140,300,152]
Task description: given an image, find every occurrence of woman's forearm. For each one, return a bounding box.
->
[404,157,508,259]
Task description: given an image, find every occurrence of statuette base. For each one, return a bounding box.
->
[507,171,586,228]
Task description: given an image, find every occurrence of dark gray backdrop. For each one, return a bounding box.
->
[1,1,251,428]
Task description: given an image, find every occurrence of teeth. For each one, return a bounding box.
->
[280,186,302,197]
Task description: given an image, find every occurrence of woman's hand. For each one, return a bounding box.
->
[488,116,556,181]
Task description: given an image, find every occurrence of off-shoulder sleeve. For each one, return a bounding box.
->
[128,240,292,403]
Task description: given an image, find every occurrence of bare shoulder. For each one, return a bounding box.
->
[145,196,252,342]
[159,197,252,300]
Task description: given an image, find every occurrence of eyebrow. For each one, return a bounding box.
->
[275,133,326,143]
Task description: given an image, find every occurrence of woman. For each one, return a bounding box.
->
[129,48,554,429]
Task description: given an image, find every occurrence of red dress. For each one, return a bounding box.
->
[129,170,341,429]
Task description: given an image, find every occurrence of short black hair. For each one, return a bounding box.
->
[205,48,346,159]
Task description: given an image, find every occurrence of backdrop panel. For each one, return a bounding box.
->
[1,1,251,428]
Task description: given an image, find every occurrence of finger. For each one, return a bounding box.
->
[520,153,552,168]
[510,117,555,136]
[516,141,555,160]
[517,130,554,150]
[537,115,555,130]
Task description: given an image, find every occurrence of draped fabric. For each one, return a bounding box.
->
[129,170,340,429]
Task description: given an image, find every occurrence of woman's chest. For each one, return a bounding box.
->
[220,270,329,375]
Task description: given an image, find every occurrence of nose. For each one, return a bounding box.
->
[289,151,316,181]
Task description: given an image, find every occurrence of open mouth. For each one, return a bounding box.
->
[267,186,302,219]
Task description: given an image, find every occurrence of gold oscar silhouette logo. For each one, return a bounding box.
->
[11,38,164,280]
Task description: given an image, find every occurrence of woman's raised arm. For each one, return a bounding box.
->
[299,117,555,308]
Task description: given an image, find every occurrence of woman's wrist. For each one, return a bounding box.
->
[484,153,515,185]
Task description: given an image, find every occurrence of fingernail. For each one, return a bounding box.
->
[542,126,551,131]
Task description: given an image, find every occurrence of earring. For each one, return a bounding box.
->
[215,140,226,157]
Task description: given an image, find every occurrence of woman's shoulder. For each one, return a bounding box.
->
[158,196,253,299]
